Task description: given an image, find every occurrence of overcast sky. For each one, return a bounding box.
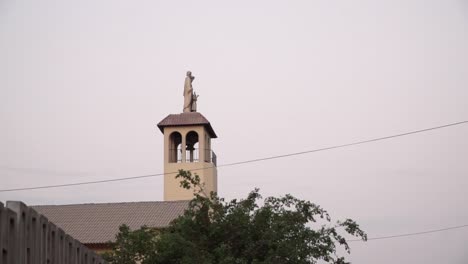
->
[1,0,468,263]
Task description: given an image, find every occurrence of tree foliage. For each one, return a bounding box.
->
[102,225,159,263]
[103,170,366,264]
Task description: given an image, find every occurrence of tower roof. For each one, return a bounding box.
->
[157,112,217,138]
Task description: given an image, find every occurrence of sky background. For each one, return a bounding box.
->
[1,0,468,263]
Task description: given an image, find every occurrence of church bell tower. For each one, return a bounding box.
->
[157,71,218,201]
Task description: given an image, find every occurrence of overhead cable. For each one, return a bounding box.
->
[0,120,466,193]
[348,224,468,242]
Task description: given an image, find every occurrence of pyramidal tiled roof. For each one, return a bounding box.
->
[157,112,217,138]
[33,200,189,245]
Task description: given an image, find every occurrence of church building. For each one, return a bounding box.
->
[33,71,218,253]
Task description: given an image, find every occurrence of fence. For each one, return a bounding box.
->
[169,148,217,166]
[0,201,107,264]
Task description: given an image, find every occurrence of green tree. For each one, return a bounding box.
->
[104,170,366,264]
[102,225,159,263]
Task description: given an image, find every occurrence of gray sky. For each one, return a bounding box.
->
[1,0,468,263]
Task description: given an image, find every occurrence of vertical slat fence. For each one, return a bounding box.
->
[0,202,106,264]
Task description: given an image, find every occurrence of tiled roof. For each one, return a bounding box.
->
[157,112,217,138]
[33,200,189,245]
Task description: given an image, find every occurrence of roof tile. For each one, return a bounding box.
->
[33,201,189,244]
[157,112,217,138]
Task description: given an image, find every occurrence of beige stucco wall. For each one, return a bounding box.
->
[163,125,217,201]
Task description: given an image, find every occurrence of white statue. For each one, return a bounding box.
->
[183,71,198,113]
[192,92,199,112]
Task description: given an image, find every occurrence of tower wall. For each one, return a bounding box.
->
[163,125,218,201]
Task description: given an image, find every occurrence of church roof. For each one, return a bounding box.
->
[33,200,189,245]
[157,112,217,138]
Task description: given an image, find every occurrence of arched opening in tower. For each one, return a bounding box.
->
[186,131,199,163]
[169,132,182,163]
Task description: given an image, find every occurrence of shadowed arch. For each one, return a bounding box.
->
[186,131,199,162]
[169,131,182,163]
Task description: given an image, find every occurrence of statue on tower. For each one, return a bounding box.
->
[183,71,197,113]
[192,91,199,112]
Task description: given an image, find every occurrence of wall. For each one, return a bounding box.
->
[163,125,218,201]
[0,201,107,264]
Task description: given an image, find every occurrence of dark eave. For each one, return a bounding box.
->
[157,112,217,138]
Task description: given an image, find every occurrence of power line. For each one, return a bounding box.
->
[348,224,468,242]
[218,120,468,167]
[0,120,466,193]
